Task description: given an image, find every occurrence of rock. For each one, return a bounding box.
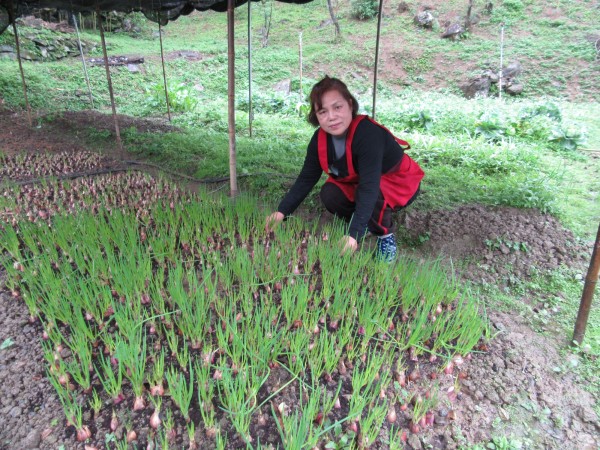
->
[316,19,333,30]
[127,64,141,73]
[19,429,42,449]
[506,82,524,95]
[460,76,491,98]
[407,433,422,449]
[414,11,435,29]
[0,45,16,53]
[485,389,501,404]
[273,79,291,95]
[498,407,510,421]
[494,322,507,332]
[441,23,464,39]
[577,405,599,425]
[502,61,523,79]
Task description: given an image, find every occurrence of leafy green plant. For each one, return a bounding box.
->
[350,0,379,20]
[475,113,512,142]
[144,80,199,114]
[548,126,587,151]
[406,110,435,131]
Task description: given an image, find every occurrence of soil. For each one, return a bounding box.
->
[0,107,599,449]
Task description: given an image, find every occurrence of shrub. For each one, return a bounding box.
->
[548,126,587,151]
[143,81,199,114]
[351,0,379,20]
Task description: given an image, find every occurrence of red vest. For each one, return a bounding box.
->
[317,115,424,208]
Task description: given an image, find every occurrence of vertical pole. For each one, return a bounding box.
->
[248,0,253,137]
[9,1,32,127]
[299,32,303,101]
[227,0,238,197]
[372,0,384,120]
[498,23,504,100]
[573,222,600,345]
[97,8,124,158]
[159,23,171,121]
[72,13,94,109]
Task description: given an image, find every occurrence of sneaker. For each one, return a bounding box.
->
[376,233,397,262]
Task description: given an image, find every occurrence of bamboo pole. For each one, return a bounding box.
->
[299,32,303,100]
[72,13,94,108]
[248,0,253,137]
[372,0,384,120]
[498,23,504,100]
[159,23,172,121]
[573,222,600,345]
[9,1,32,127]
[227,0,238,197]
[97,8,124,158]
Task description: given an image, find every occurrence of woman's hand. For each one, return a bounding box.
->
[265,212,285,233]
[340,235,358,255]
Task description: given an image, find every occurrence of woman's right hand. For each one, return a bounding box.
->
[265,212,285,233]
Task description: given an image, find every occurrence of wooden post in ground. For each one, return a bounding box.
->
[372,0,384,120]
[158,23,171,121]
[227,0,238,197]
[573,222,600,345]
[248,0,253,137]
[9,1,32,127]
[97,8,124,158]
[72,13,94,108]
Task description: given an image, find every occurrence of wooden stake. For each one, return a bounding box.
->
[97,8,124,158]
[372,0,384,120]
[573,222,600,345]
[159,23,171,121]
[248,0,253,137]
[227,0,238,197]
[72,13,94,108]
[9,1,32,127]
[299,32,303,100]
[498,23,504,100]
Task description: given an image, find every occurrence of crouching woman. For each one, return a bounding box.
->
[266,76,424,262]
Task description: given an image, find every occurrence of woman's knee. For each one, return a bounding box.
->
[320,183,354,218]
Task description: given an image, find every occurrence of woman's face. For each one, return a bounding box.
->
[315,90,353,137]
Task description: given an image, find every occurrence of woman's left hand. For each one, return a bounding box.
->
[340,235,358,255]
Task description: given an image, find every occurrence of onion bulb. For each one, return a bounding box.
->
[150,408,161,429]
[76,425,92,442]
[387,408,397,423]
[110,411,118,431]
[127,430,137,442]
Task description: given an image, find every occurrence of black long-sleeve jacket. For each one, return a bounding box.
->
[277,118,405,239]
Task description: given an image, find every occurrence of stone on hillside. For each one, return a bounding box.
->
[461,76,491,98]
[502,61,523,79]
[0,45,15,53]
[506,82,523,95]
[273,79,291,95]
[441,22,464,39]
[316,18,333,29]
[127,64,141,73]
[414,10,435,28]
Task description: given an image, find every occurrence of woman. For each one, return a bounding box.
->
[266,76,424,262]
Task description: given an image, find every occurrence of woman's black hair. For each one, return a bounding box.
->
[307,76,359,126]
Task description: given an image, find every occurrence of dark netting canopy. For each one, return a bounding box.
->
[0,0,314,33]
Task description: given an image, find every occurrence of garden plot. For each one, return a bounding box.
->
[0,157,487,449]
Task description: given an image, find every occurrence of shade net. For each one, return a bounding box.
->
[0,0,313,32]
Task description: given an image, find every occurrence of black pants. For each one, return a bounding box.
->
[319,182,420,237]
